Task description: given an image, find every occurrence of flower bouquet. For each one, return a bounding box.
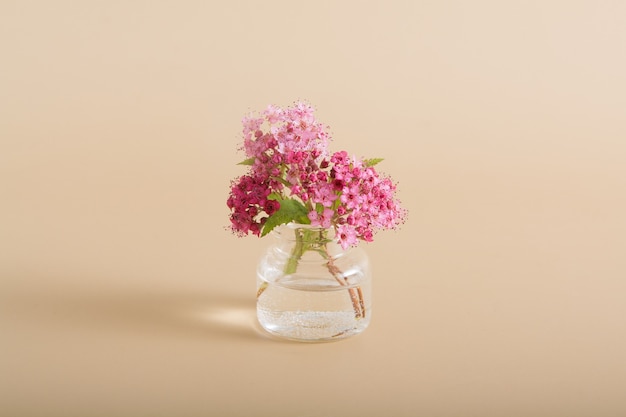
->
[227,102,405,340]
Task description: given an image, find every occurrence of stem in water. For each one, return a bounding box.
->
[257,227,366,321]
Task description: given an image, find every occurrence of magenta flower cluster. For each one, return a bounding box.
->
[227,102,405,249]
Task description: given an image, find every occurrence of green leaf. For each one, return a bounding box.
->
[363,158,384,167]
[237,157,255,166]
[261,198,311,237]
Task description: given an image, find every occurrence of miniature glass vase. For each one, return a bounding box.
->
[256,223,372,342]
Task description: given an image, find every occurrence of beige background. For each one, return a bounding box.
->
[2,1,625,416]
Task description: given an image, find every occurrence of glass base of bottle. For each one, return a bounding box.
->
[257,308,371,342]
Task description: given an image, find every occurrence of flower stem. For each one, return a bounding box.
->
[284,228,306,275]
[324,251,365,319]
[318,232,365,319]
[256,282,268,298]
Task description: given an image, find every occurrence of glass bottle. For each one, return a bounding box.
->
[256,223,372,342]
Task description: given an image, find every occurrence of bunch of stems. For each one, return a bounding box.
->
[256,228,365,319]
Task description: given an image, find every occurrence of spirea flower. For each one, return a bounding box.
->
[227,101,406,248]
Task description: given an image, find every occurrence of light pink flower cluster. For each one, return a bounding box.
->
[227,102,405,249]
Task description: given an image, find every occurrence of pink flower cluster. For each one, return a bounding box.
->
[227,102,405,249]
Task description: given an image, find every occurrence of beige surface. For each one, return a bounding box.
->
[2,1,626,416]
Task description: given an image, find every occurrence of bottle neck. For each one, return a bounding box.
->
[272,224,347,258]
